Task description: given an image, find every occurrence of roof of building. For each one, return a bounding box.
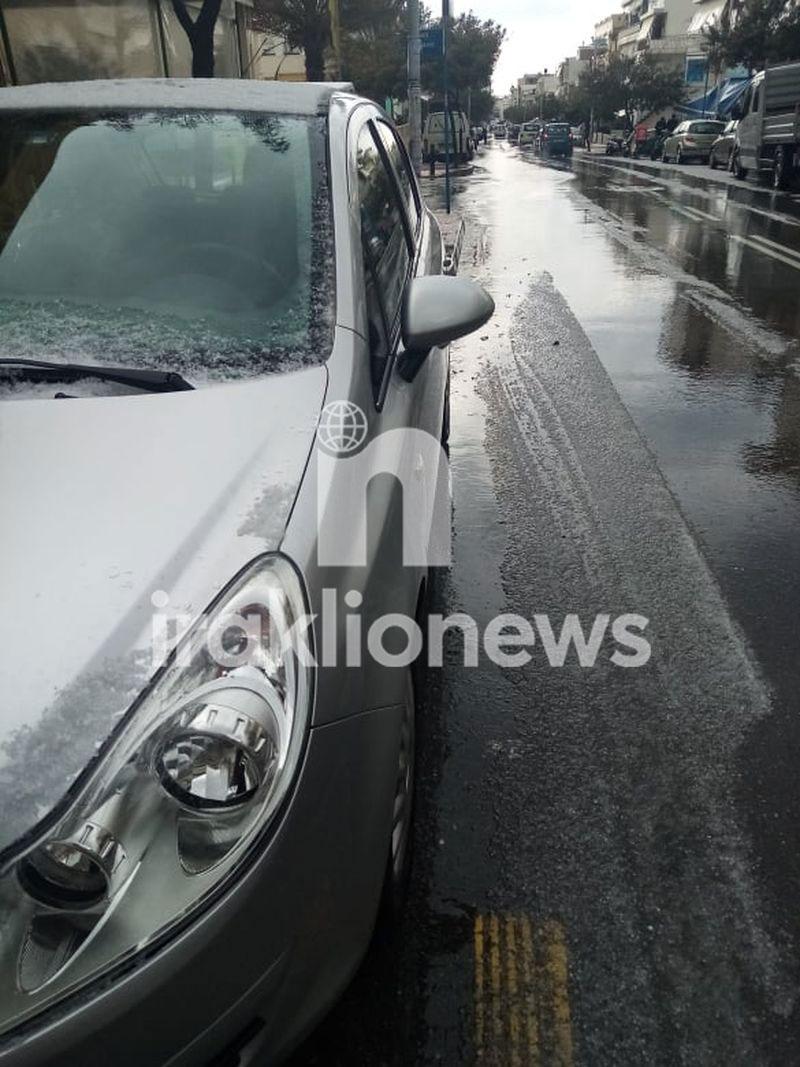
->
[0,79,355,115]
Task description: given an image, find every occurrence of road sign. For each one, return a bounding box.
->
[421,26,442,57]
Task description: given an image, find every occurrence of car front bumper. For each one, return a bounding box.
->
[0,705,403,1067]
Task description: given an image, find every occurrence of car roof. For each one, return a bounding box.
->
[0,78,355,116]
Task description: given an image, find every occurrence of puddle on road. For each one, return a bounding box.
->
[450,148,800,709]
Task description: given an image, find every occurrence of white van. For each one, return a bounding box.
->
[423,110,473,164]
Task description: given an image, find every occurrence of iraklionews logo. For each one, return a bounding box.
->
[149,400,653,672]
[317,400,369,456]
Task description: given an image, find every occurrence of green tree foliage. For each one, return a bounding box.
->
[422,13,506,115]
[251,1,505,115]
[341,0,407,102]
[704,0,800,73]
[251,0,331,81]
[579,54,686,126]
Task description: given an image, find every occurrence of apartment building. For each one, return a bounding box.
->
[598,0,729,85]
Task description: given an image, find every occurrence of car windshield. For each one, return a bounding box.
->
[0,109,333,383]
[547,124,570,134]
[689,121,724,134]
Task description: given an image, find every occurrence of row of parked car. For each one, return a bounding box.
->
[608,61,800,192]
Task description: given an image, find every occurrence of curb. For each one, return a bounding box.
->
[435,213,466,275]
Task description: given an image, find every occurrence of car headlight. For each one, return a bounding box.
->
[0,554,313,1035]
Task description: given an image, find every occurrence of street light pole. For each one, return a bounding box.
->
[408,0,422,175]
[443,0,451,214]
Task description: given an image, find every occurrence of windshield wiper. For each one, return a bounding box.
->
[0,359,194,394]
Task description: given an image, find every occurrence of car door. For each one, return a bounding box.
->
[671,122,687,156]
[346,109,448,702]
[353,113,445,440]
[737,81,760,167]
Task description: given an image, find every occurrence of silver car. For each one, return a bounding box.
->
[0,80,492,1064]
[661,119,726,164]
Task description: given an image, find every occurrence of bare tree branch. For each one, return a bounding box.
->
[171,0,196,40]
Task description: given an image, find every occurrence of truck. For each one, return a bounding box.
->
[732,61,800,189]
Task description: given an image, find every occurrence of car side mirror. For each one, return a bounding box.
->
[399,274,495,382]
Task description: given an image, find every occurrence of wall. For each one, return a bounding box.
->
[247,29,305,81]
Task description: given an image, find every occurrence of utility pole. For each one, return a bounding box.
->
[408,0,422,174]
[443,0,451,213]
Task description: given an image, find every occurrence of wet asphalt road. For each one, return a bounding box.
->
[291,143,800,1064]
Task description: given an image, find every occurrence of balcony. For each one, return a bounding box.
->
[646,32,705,54]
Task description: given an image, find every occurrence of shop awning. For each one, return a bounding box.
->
[680,75,750,116]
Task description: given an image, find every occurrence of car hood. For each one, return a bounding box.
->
[0,367,326,853]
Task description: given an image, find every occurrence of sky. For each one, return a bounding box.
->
[462,0,616,95]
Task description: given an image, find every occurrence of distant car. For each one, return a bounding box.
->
[519,120,541,147]
[0,77,494,1067]
[507,123,520,144]
[538,122,572,158]
[709,119,739,170]
[661,119,725,164]
[423,109,473,163]
[494,122,507,138]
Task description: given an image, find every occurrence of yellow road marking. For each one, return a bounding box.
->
[519,916,540,1062]
[488,913,503,1047]
[505,916,522,1067]
[473,914,571,1066]
[474,914,485,1058]
[541,919,574,1066]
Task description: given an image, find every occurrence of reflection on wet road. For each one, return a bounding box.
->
[291,144,800,1064]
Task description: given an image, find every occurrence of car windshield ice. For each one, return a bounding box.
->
[0,110,334,382]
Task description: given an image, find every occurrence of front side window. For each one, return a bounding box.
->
[0,109,333,382]
[375,121,419,236]
[356,123,410,387]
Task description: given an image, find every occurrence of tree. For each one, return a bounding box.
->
[704,0,800,73]
[422,13,505,116]
[172,0,224,78]
[340,0,407,103]
[579,54,685,127]
[252,0,331,80]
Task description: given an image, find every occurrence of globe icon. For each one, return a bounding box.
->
[317,401,369,455]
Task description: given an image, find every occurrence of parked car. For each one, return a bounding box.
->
[731,62,800,188]
[0,78,494,1066]
[709,119,739,170]
[538,122,573,158]
[423,109,473,163]
[519,120,541,147]
[660,119,725,164]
